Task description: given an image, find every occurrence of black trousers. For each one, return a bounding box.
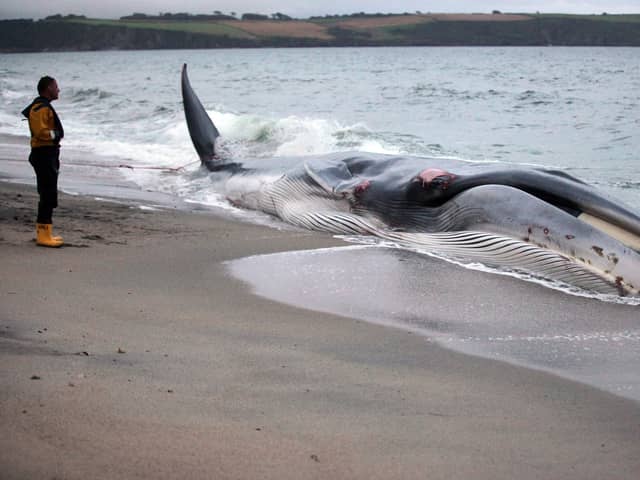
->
[29,146,60,224]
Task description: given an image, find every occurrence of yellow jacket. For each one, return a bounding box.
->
[22,97,64,148]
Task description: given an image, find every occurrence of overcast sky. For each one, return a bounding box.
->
[1,1,639,20]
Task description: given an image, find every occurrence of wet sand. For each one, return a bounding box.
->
[229,245,640,401]
[1,175,640,478]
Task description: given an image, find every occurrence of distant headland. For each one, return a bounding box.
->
[2,11,640,52]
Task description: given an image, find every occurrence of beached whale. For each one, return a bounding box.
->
[182,64,640,297]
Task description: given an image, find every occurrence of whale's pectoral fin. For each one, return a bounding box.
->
[304,158,367,197]
[181,64,221,169]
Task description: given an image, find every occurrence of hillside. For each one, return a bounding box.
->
[2,13,640,52]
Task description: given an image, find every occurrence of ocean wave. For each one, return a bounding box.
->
[67,87,115,102]
[0,111,28,136]
[514,89,555,107]
[0,88,26,101]
[593,180,640,191]
[206,109,401,158]
[410,83,504,101]
[618,181,640,190]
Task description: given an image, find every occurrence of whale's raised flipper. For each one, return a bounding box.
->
[182,64,220,170]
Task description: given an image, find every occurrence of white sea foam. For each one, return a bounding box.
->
[205,109,402,158]
[0,111,27,136]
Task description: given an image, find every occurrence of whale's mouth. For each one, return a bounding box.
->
[578,213,640,253]
[404,167,640,254]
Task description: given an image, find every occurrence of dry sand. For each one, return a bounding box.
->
[1,179,640,479]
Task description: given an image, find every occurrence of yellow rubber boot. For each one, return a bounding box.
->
[36,223,63,248]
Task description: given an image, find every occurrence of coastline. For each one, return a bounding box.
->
[3,14,640,52]
[2,169,640,476]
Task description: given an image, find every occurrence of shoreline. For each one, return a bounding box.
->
[2,176,640,477]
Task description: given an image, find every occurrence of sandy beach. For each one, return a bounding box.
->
[1,167,640,478]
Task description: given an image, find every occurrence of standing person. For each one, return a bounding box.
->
[22,76,64,247]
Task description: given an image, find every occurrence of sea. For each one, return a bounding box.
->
[1,47,639,400]
[1,47,639,206]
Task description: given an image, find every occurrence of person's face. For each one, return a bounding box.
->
[46,80,59,101]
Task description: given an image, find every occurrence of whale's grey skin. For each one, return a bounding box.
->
[181,64,640,296]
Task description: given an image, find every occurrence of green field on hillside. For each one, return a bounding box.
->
[538,13,640,23]
[69,18,254,38]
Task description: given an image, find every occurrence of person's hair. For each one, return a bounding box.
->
[37,76,56,95]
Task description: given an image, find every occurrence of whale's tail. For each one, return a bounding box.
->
[181,64,221,170]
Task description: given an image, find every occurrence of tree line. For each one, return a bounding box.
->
[43,11,431,22]
[119,12,294,21]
